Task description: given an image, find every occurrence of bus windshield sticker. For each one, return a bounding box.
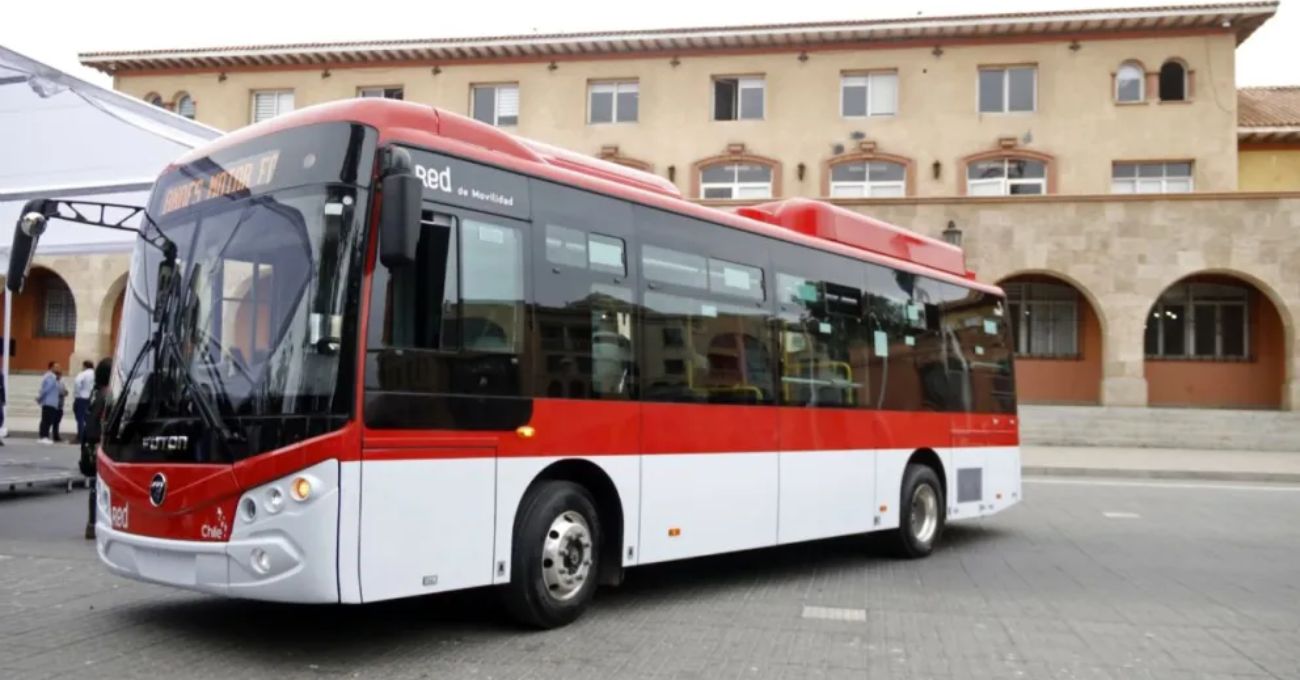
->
[723,267,751,290]
[984,319,998,335]
[701,304,718,318]
[874,330,889,357]
[478,225,505,244]
[906,304,921,322]
[798,283,818,302]
[905,335,916,347]
[975,345,986,356]
[819,322,833,334]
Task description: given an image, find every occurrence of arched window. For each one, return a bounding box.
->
[39,275,76,338]
[1115,62,1145,103]
[175,93,196,119]
[966,157,1047,196]
[829,160,906,197]
[1159,60,1187,102]
[699,162,773,199]
[144,92,164,108]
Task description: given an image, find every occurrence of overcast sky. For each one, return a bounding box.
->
[3,0,1296,87]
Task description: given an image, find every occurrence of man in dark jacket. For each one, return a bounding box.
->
[82,358,112,540]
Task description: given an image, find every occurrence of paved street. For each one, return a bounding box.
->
[2,442,1299,680]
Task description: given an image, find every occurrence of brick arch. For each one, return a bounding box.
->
[691,147,783,199]
[958,147,1058,195]
[1142,268,1291,409]
[820,148,915,197]
[997,270,1106,405]
[2,266,76,372]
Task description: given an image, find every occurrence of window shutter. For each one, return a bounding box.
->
[868,73,898,115]
[253,92,277,122]
[277,91,295,115]
[496,86,519,118]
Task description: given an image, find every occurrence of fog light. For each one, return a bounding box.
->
[241,497,257,522]
[265,487,284,514]
[290,477,312,501]
[250,548,271,574]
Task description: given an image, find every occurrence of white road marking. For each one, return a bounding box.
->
[1102,511,1141,519]
[1025,477,1300,492]
[802,605,867,622]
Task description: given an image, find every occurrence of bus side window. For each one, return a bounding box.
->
[532,181,638,401]
[864,263,926,411]
[775,262,871,408]
[641,244,775,405]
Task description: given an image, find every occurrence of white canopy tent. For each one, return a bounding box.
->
[0,45,220,420]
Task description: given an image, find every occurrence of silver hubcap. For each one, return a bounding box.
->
[541,511,593,601]
[910,483,939,545]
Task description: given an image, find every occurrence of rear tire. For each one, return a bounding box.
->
[891,464,945,558]
[503,481,601,629]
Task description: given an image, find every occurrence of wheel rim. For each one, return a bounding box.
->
[910,483,939,545]
[540,510,593,601]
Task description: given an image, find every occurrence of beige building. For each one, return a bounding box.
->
[11,2,1300,427]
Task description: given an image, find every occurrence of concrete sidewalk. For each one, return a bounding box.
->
[1023,445,1300,483]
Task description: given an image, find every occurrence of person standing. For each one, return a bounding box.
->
[73,360,94,444]
[82,358,113,540]
[37,361,60,444]
[53,366,68,443]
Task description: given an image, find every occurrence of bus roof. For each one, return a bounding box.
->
[172,99,997,293]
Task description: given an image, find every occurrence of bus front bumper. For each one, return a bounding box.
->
[96,459,341,603]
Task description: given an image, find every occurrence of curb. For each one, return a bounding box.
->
[1023,465,1300,484]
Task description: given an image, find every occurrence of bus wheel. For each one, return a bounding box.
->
[504,481,601,629]
[892,464,944,559]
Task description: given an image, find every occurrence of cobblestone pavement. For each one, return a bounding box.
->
[2,476,1299,680]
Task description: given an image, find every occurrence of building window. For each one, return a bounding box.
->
[40,278,76,338]
[1115,62,1145,103]
[978,66,1036,113]
[471,84,519,126]
[699,163,773,199]
[589,81,638,124]
[1145,282,1248,359]
[358,87,404,100]
[1004,282,1078,357]
[841,72,898,117]
[967,158,1046,195]
[144,93,164,108]
[713,76,764,121]
[1159,61,1187,101]
[175,93,196,119]
[829,161,906,197]
[251,90,294,123]
[1112,162,1192,194]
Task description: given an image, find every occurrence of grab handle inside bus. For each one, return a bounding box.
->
[6,199,53,293]
[379,148,423,268]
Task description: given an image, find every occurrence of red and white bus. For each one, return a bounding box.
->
[9,99,1019,628]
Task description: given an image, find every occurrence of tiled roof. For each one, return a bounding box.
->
[1238,87,1300,127]
[80,2,1278,74]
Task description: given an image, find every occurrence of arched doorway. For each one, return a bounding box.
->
[999,273,1104,404]
[1,267,77,372]
[1144,273,1287,409]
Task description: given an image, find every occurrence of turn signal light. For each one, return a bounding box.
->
[516,425,536,439]
[290,477,312,501]
[668,528,681,537]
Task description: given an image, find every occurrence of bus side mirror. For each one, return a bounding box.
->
[6,199,52,293]
[379,173,423,268]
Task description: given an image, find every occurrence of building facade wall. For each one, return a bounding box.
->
[1239,145,1300,190]
[834,194,1300,411]
[114,31,1240,197]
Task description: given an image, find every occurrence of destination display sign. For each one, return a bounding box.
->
[159,149,282,216]
[400,146,531,220]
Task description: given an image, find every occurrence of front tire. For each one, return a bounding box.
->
[503,481,601,629]
[892,464,945,558]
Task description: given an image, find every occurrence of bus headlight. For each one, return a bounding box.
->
[264,487,285,514]
[250,548,271,574]
[290,477,312,502]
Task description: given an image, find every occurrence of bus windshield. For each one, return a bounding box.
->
[104,122,376,463]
